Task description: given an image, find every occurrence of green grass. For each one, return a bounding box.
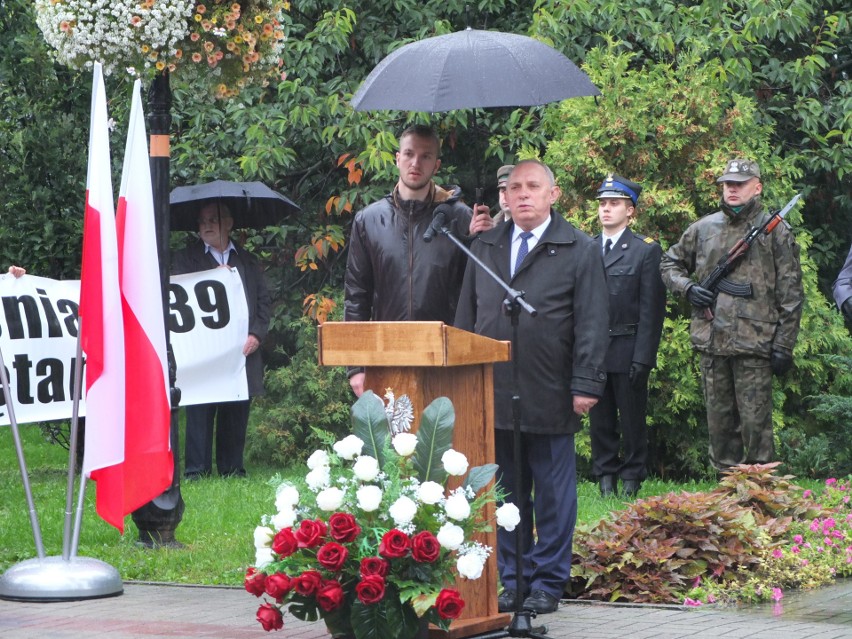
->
[0,424,817,587]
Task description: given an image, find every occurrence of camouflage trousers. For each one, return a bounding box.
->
[699,353,773,471]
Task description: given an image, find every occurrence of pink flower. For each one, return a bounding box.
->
[691,576,701,588]
[707,594,716,603]
[772,548,783,559]
[826,478,837,486]
[793,534,803,544]
[803,489,812,498]
[683,598,702,607]
[802,559,809,566]
[810,519,821,532]
[772,588,783,602]
[791,545,800,554]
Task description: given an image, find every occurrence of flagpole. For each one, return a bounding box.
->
[130,70,185,547]
[0,346,45,559]
[63,333,86,560]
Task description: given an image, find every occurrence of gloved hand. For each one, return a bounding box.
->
[686,284,716,308]
[628,362,651,391]
[843,299,852,323]
[770,350,793,376]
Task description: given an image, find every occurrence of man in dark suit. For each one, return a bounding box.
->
[833,243,852,321]
[589,175,666,498]
[455,160,609,615]
[171,202,271,480]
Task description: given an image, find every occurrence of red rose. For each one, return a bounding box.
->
[264,572,292,600]
[316,579,345,612]
[379,529,410,559]
[435,588,465,620]
[256,602,284,631]
[295,519,328,548]
[355,574,386,605]
[411,531,441,563]
[244,567,267,597]
[359,556,390,578]
[294,570,323,596]
[271,528,298,558]
[329,512,361,542]
[317,542,349,572]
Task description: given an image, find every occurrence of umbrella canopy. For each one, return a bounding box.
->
[169,180,300,232]
[350,28,600,112]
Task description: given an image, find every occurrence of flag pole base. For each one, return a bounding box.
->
[0,556,123,601]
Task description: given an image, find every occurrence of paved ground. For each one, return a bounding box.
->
[1,579,852,639]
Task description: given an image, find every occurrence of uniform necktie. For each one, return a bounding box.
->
[604,238,612,256]
[515,231,534,274]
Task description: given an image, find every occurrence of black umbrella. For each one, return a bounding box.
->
[350,28,599,112]
[169,180,300,232]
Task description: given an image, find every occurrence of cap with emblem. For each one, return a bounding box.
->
[497,165,514,189]
[717,158,761,183]
[596,173,642,206]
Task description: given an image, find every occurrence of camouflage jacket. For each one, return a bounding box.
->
[660,200,803,358]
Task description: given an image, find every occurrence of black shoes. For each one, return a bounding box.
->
[599,475,616,497]
[622,478,641,497]
[522,589,560,614]
[497,589,519,613]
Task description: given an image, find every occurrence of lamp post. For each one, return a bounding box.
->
[130,71,184,546]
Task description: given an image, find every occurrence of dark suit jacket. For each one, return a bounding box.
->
[596,229,666,373]
[171,239,271,397]
[454,211,609,435]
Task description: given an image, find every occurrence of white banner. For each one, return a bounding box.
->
[0,267,249,425]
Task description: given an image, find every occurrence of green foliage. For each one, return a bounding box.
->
[571,463,821,603]
[247,316,352,466]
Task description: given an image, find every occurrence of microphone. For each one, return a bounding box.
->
[423,210,447,243]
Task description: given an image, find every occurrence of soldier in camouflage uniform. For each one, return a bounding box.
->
[660,159,803,471]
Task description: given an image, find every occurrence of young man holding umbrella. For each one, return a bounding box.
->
[171,202,271,480]
[343,124,493,396]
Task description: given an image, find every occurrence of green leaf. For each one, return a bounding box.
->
[351,391,390,467]
[463,463,499,494]
[412,397,454,483]
[351,586,420,639]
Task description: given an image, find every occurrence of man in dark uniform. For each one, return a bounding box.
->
[492,164,514,223]
[589,175,666,498]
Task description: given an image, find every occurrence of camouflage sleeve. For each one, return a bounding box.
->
[659,225,698,296]
[771,226,803,355]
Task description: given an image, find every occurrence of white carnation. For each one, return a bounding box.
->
[444,492,471,521]
[306,449,330,470]
[255,546,275,569]
[457,552,485,580]
[357,485,383,512]
[316,487,345,511]
[392,432,418,457]
[306,465,330,491]
[352,455,380,481]
[418,481,445,505]
[253,525,274,550]
[436,523,465,550]
[275,484,300,510]
[441,449,469,476]
[333,435,364,460]
[271,508,297,530]
[495,502,521,531]
[389,495,418,526]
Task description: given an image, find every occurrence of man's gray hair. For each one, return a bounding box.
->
[510,159,556,187]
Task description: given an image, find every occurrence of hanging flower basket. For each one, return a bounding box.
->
[34,0,289,97]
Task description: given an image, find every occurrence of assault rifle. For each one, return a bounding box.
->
[698,193,801,320]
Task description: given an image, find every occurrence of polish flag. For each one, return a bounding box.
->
[80,69,173,532]
[79,63,127,528]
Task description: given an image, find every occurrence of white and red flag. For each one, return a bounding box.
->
[80,67,172,532]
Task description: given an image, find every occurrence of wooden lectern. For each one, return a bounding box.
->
[318,321,512,638]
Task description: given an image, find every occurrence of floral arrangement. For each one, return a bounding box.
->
[34,0,289,96]
[245,391,519,639]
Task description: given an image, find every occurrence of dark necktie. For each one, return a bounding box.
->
[604,238,612,256]
[515,231,534,274]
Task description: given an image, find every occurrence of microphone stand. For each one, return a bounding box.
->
[433,219,552,639]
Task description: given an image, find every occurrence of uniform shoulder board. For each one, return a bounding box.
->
[643,236,655,244]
